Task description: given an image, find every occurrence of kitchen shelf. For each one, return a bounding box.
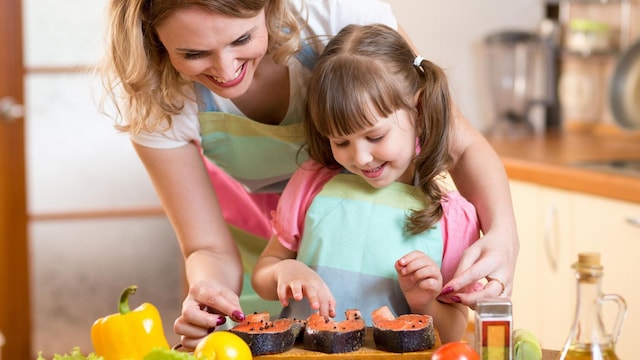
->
[559,0,633,50]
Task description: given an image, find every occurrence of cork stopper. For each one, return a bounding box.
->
[578,252,601,266]
[574,252,603,283]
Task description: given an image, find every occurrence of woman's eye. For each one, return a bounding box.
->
[183,52,204,60]
[233,34,252,46]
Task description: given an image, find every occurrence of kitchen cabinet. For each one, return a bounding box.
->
[572,193,639,357]
[509,180,639,358]
[510,181,575,351]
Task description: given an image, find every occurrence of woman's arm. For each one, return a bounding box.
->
[399,23,518,307]
[444,107,519,306]
[133,142,244,348]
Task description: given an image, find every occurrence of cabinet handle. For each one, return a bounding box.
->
[544,204,559,272]
[626,217,640,227]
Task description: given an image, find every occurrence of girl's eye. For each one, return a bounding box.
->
[331,140,349,148]
[368,135,384,143]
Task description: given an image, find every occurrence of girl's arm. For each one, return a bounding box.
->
[133,142,243,349]
[424,301,469,343]
[396,251,469,342]
[252,235,337,318]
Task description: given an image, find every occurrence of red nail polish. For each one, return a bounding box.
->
[452,296,462,303]
[231,310,245,322]
[441,286,454,295]
[216,316,227,326]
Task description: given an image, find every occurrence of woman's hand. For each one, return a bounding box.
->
[439,233,517,308]
[273,259,337,318]
[173,280,245,351]
[396,250,443,312]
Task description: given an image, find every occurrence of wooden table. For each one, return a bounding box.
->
[542,349,560,359]
[252,328,561,359]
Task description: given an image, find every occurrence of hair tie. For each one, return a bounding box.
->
[413,55,424,67]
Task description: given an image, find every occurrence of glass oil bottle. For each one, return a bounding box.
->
[559,252,627,360]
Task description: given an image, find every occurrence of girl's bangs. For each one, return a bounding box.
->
[313,60,404,137]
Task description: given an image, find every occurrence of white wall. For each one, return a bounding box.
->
[23,0,182,356]
[387,0,545,131]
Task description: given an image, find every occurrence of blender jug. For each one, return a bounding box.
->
[485,31,541,138]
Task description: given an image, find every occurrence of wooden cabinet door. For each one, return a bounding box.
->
[510,181,576,350]
[510,181,544,332]
[572,194,640,359]
[0,0,30,358]
[537,187,575,351]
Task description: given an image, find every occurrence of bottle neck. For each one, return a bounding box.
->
[570,271,614,348]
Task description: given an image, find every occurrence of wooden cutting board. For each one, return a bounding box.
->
[253,327,441,359]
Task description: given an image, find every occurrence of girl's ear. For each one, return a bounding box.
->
[412,89,421,107]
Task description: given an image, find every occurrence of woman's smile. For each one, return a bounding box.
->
[156,7,269,99]
[206,62,247,88]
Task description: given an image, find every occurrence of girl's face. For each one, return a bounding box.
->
[156,6,269,99]
[328,106,417,188]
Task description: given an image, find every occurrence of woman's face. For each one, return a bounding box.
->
[156,6,269,99]
[328,106,417,188]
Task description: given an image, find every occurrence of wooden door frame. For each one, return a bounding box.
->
[0,0,30,358]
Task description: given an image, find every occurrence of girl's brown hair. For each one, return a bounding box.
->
[305,23,453,233]
[101,0,301,134]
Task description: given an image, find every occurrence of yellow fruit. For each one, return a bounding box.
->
[194,331,253,360]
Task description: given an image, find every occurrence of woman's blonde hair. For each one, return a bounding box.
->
[100,0,301,134]
[305,23,453,234]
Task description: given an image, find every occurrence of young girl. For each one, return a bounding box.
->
[252,23,481,343]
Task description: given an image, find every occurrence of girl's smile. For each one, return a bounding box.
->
[361,162,387,179]
[329,107,417,188]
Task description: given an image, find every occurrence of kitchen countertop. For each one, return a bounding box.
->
[246,327,561,359]
[486,131,640,204]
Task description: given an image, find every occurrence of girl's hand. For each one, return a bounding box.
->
[439,233,516,309]
[395,250,443,311]
[173,280,244,350]
[274,259,337,318]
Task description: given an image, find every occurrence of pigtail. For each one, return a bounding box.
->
[406,58,453,234]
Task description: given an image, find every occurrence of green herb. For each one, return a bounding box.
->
[143,347,196,360]
[36,347,103,360]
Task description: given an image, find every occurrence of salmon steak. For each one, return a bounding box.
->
[371,305,435,353]
[303,309,366,354]
[230,311,305,355]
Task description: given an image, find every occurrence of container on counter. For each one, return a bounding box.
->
[565,18,615,55]
[559,252,626,360]
[475,298,513,360]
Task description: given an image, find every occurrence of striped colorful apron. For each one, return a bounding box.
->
[280,174,444,323]
[195,49,316,316]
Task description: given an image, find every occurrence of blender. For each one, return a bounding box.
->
[484,30,548,138]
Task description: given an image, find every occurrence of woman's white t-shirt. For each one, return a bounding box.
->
[130,0,397,149]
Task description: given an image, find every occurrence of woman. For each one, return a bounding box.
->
[101,0,518,349]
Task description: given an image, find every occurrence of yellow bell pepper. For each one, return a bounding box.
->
[91,285,170,360]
